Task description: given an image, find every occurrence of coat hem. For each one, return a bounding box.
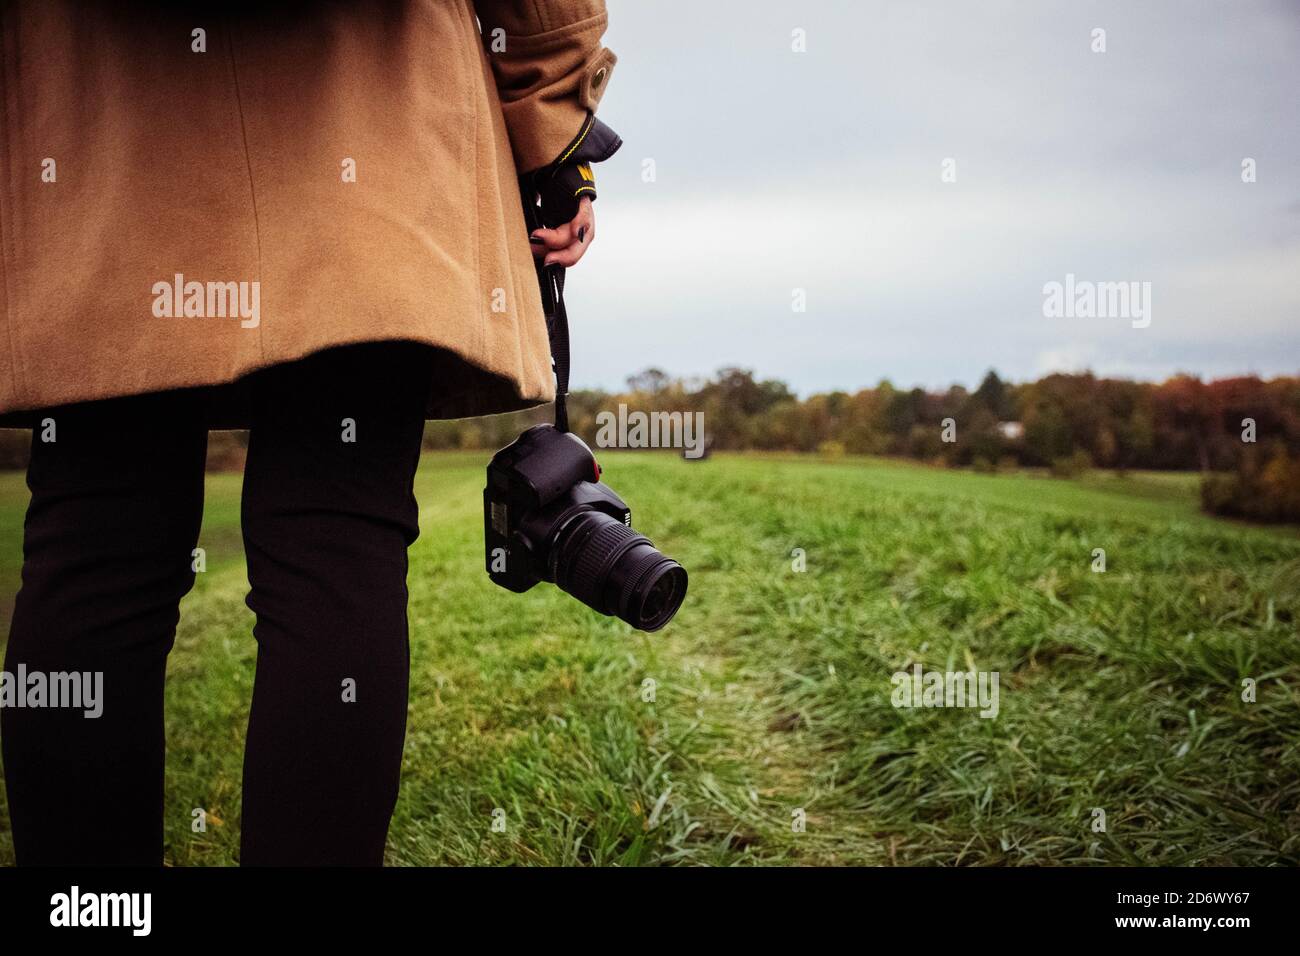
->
[0,335,556,430]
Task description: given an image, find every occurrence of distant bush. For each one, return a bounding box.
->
[0,430,29,470]
[1049,449,1092,478]
[205,430,248,472]
[1201,445,1300,523]
[817,440,845,460]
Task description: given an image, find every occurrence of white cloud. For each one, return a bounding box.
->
[574,0,1300,393]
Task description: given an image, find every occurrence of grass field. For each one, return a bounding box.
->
[0,452,1297,866]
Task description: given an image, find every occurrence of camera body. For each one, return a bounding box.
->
[484,424,686,631]
[484,423,625,593]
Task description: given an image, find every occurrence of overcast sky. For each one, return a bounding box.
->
[565,0,1300,395]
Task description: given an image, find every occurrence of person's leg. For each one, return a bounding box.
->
[238,342,429,866]
[2,393,207,865]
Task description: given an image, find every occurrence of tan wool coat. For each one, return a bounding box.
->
[0,0,617,426]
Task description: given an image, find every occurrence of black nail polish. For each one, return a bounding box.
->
[578,226,587,243]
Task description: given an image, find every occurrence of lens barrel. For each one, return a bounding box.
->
[551,511,687,631]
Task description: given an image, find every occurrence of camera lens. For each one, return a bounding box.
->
[550,511,688,631]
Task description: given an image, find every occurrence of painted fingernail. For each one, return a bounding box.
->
[578,226,587,243]
[529,233,544,243]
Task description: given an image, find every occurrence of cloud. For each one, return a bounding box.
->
[573,0,1300,393]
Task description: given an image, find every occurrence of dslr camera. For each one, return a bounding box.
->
[484,424,687,631]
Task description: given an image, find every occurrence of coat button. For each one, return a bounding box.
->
[592,67,607,89]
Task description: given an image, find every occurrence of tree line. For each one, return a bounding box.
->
[2,367,1297,521]
[421,367,1300,522]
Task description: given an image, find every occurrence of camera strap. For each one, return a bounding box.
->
[522,184,571,433]
[538,263,571,433]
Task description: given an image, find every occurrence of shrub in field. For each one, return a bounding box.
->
[1049,449,1092,478]
[0,430,29,470]
[204,430,248,473]
[1202,444,1300,523]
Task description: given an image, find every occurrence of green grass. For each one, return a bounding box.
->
[0,452,1297,866]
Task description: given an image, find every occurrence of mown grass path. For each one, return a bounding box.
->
[0,454,1296,865]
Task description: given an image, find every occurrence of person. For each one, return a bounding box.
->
[0,0,620,866]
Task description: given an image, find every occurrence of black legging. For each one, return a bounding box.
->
[2,342,430,865]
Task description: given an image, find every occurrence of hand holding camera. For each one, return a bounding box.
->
[484,117,688,633]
